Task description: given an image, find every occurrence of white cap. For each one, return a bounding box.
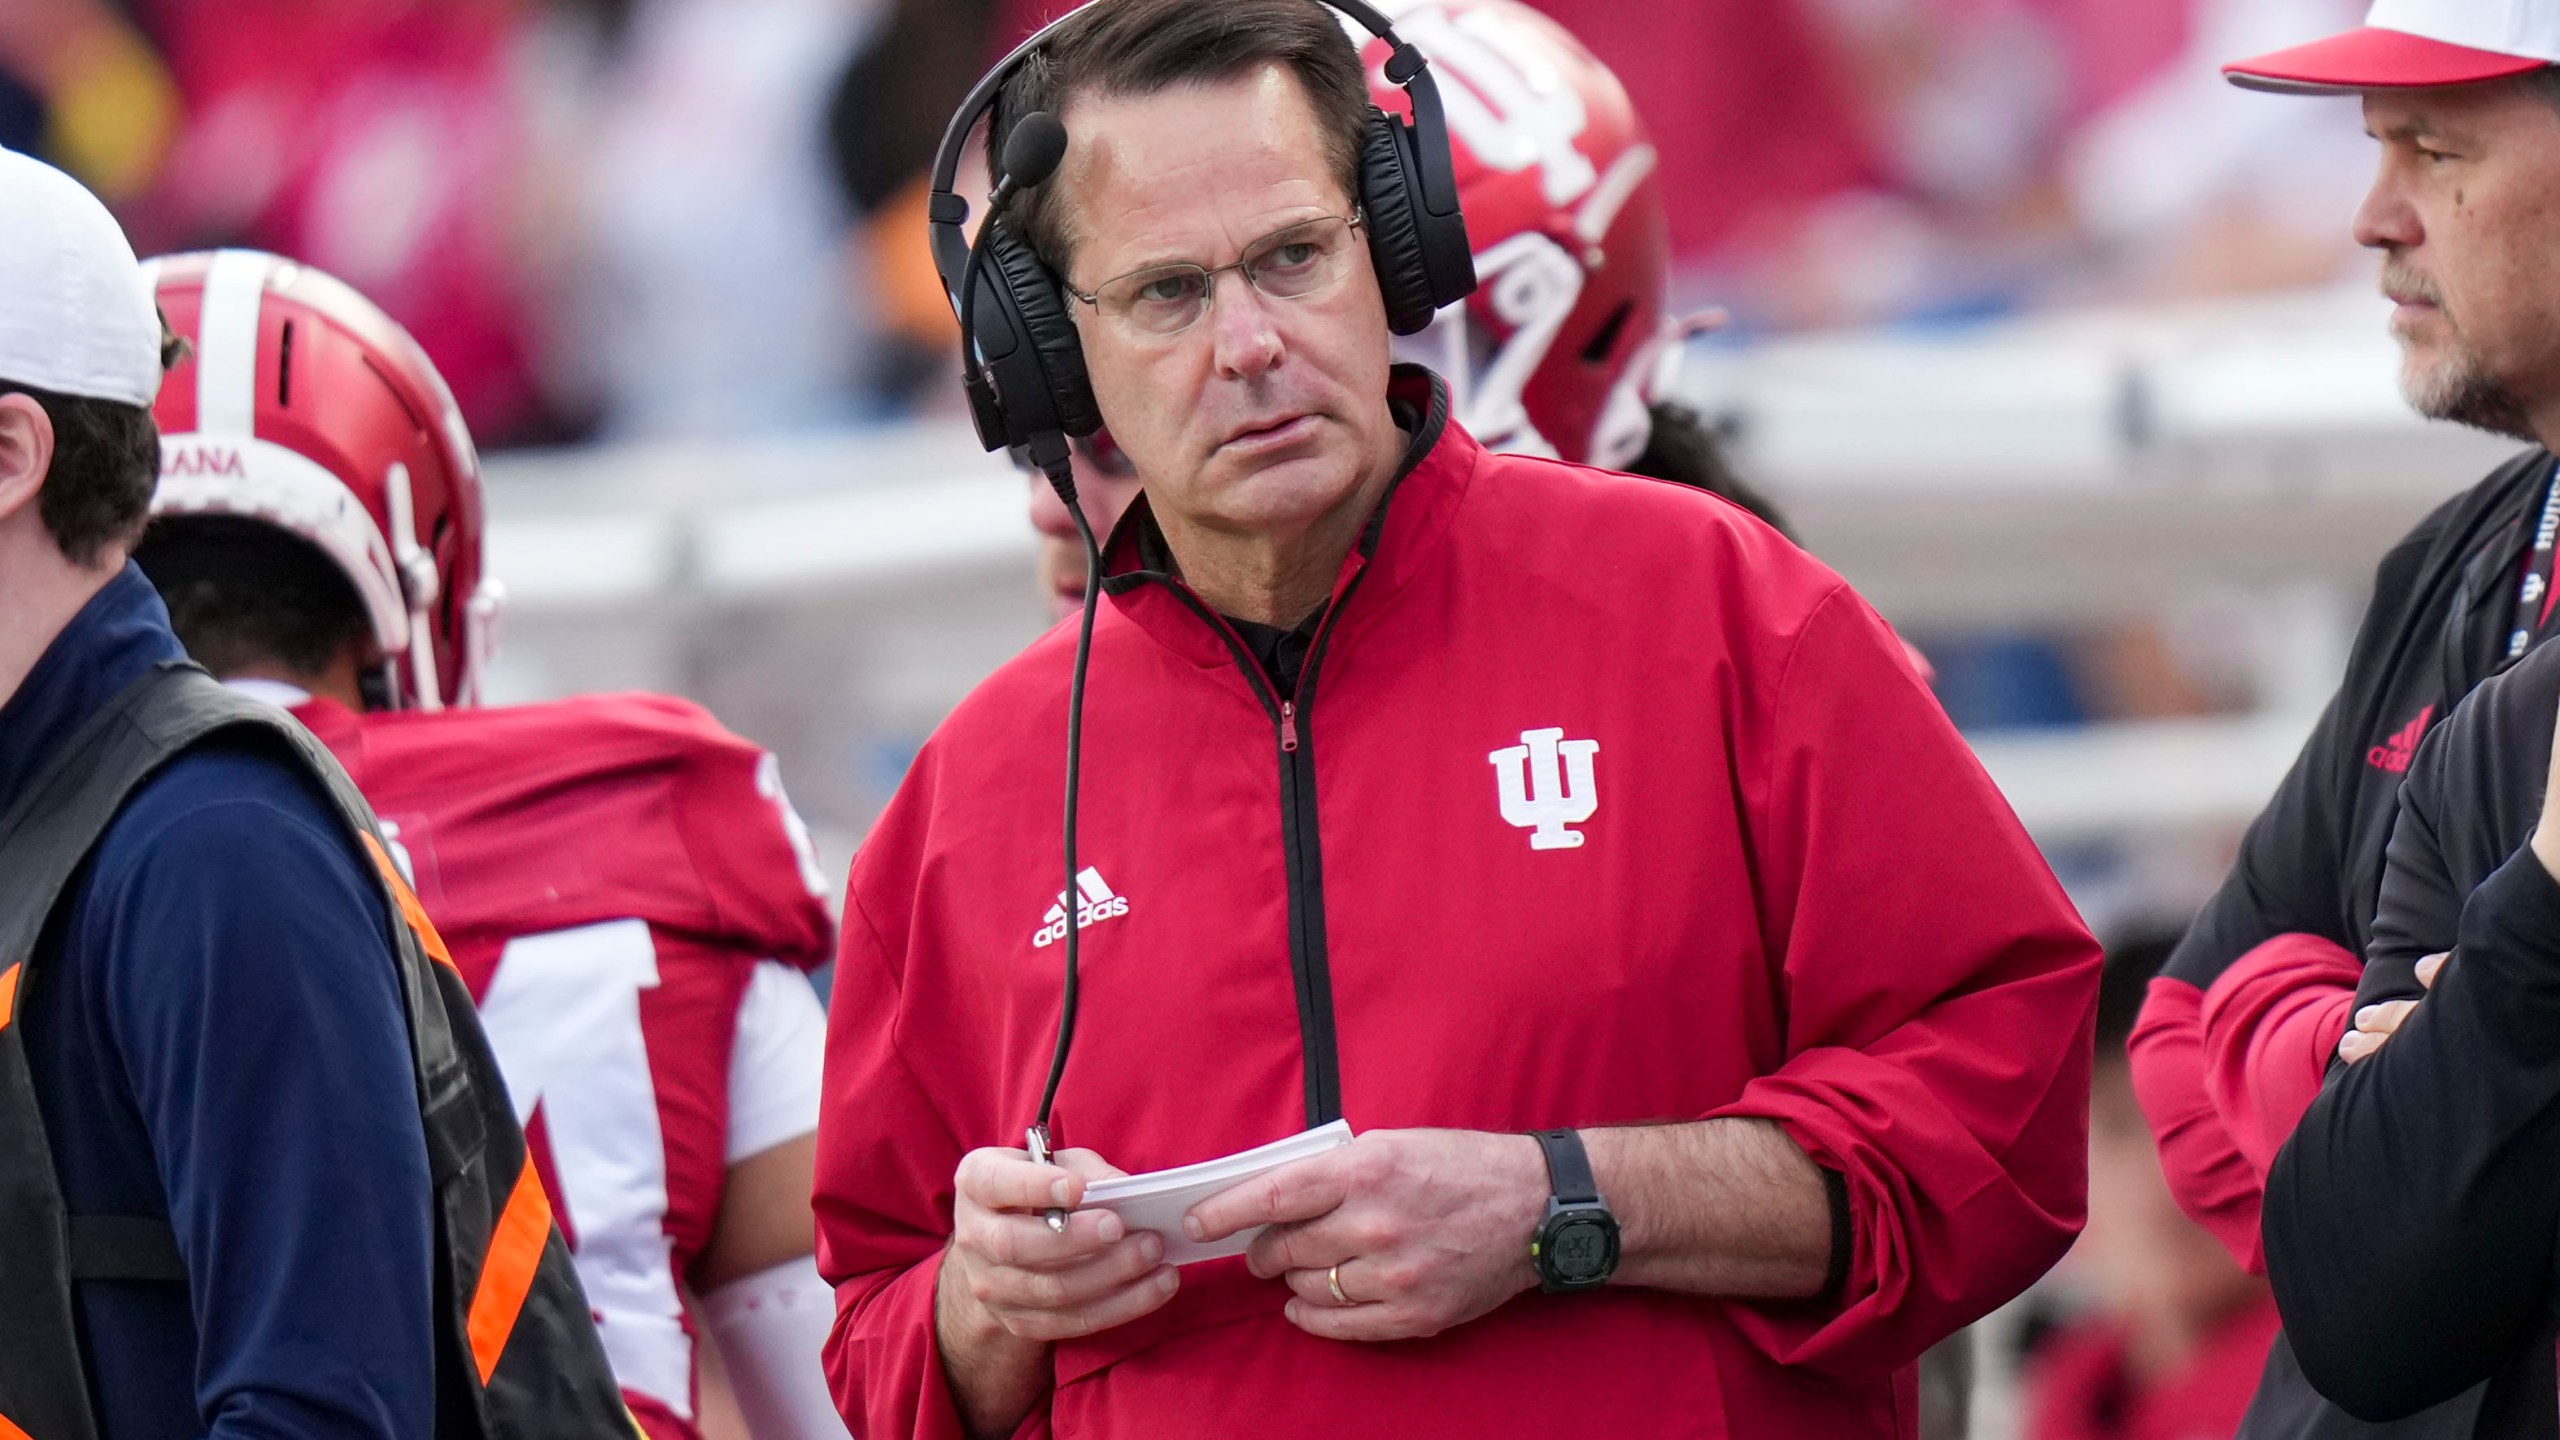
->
[2227,0,2560,93]
[0,148,164,406]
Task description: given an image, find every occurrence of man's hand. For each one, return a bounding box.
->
[936,1146,1178,1440]
[1182,1128,1547,1343]
[2338,953,2446,1064]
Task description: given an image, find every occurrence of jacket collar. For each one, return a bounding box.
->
[1098,366,1479,673]
[0,563,189,812]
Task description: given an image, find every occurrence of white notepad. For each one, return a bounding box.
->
[1078,1120,1356,1265]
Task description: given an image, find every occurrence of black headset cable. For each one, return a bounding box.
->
[1026,441,1099,1232]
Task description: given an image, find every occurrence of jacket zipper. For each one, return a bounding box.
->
[1275,690,1334,1126]
[1145,575,1364,1128]
[1273,573,1370,1128]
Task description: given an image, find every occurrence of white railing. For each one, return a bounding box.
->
[479,286,2521,867]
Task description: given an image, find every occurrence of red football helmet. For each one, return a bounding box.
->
[1364,0,1684,469]
[145,249,499,710]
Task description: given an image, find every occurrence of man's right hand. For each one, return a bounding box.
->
[935,1146,1179,1439]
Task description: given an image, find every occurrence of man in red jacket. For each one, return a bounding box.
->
[813,3,2100,1437]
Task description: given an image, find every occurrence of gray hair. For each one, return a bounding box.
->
[990,0,1374,279]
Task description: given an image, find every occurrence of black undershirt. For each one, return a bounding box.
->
[1225,612,1321,699]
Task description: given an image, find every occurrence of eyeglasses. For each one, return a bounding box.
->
[1063,212,1366,339]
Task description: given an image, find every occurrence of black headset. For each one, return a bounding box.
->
[927,0,1479,476]
[925,0,1477,1183]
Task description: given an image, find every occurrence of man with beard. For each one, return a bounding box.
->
[2126,1,2560,1434]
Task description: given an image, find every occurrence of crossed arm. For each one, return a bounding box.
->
[933,1119,1833,1440]
[2265,651,2560,1419]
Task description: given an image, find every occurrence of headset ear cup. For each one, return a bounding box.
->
[1359,111,1442,337]
[985,220,1104,438]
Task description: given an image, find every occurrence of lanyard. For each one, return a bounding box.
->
[2508,459,2560,663]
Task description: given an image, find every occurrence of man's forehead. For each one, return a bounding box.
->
[1057,66,1349,274]
[2362,77,2548,139]
[2363,87,2463,136]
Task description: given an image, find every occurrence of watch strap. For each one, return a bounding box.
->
[1819,1166,1852,1302]
[1530,1128,1599,1206]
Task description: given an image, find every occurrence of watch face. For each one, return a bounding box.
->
[1548,1216,1617,1283]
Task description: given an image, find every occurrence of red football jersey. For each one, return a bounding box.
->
[288,690,836,1440]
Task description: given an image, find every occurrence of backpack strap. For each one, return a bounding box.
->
[0,662,242,967]
[0,661,255,1440]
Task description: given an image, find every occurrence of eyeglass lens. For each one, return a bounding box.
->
[1095,217,1358,337]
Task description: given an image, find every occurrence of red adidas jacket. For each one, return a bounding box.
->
[815,375,2100,1439]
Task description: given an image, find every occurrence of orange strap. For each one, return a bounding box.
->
[359,833,458,974]
[466,1160,553,1383]
[0,1406,34,1440]
[0,962,20,1034]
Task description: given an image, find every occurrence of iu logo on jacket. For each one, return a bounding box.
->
[1490,727,1600,849]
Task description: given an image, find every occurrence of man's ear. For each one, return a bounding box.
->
[0,393,57,528]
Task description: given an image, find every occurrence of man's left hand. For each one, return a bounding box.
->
[1183,1128,1549,1343]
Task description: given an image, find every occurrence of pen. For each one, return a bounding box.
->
[1026,1124,1067,1233]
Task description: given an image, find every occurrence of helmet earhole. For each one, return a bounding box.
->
[1581,302,1633,365]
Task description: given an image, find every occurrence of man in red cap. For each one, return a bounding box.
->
[2129,2,2560,1435]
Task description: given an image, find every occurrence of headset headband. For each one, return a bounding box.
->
[926,0,1463,308]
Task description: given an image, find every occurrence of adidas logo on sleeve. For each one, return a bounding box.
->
[1033,868,1129,949]
[2366,705,2435,775]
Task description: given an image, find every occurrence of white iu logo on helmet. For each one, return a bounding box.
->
[1489,728,1600,850]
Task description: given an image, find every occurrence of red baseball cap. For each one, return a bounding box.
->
[2225,0,2560,93]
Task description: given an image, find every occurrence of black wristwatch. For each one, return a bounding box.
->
[1528,1128,1619,1293]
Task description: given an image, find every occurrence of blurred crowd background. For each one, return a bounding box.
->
[0,0,2375,450]
[0,3,2426,1436]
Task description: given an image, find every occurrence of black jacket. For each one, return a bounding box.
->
[2158,444,2555,1440]
[2170,446,2552,995]
[2268,631,2560,1433]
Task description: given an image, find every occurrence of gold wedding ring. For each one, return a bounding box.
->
[1327,1263,1351,1306]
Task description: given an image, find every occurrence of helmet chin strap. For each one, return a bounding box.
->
[460,578,506,708]
[384,462,446,711]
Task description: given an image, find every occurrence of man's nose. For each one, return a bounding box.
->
[2353,161,2421,253]
[1209,270,1285,379]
